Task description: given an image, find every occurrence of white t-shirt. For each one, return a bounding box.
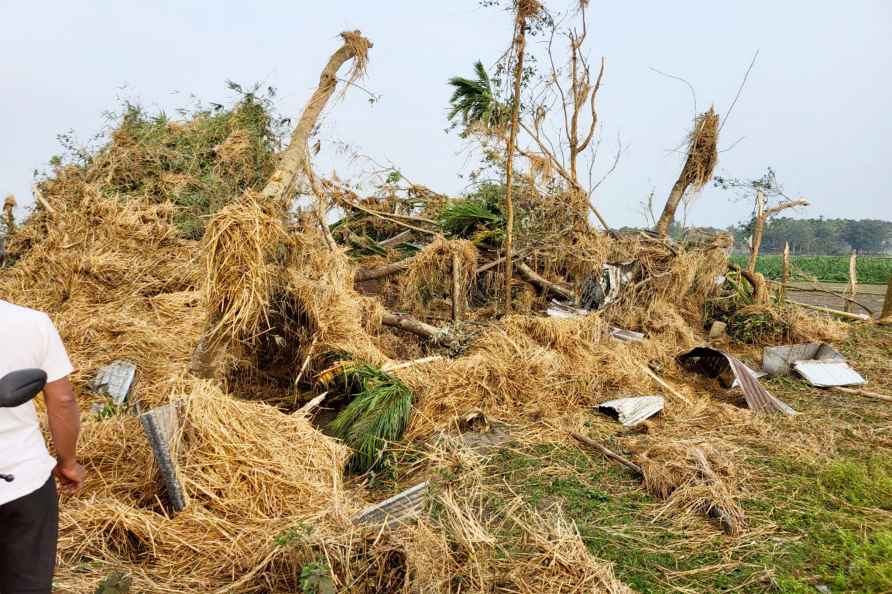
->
[0,299,74,505]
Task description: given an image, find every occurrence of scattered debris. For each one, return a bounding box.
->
[90,360,137,406]
[610,326,646,342]
[708,320,727,341]
[352,481,429,530]
[794,360,866,387]
[762,342,866,387]
[546,299,590,319]
[579,261,636,310]
[762,342,845,377]
[139,402,188,513]
[598,396,664,427]
[678,346,796,415]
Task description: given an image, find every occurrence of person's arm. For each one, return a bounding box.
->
[44,377,84,492]
[38,313,84,493]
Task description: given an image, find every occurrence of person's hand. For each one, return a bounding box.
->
[53,459,85,494]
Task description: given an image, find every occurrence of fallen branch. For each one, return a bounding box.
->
[640,365,693,405]
[356,257,416,282]
[570,432,642,475]
[830,386,892,403]
[378,230,413,248]
[381,312,453,344]
[514,261,574,301]
[32,184,57,217]
[381,356,443,373]
[769,281,874,315]
[786,299,870,321]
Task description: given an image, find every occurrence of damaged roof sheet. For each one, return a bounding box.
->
[793,360,867,387]
[678,346,797,416]
[598,396,664,426]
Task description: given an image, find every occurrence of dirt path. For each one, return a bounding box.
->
[785,282,886,318]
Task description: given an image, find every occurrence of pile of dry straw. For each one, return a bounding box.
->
[0,63,848,594]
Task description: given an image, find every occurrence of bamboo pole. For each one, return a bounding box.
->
[786,299,870,321]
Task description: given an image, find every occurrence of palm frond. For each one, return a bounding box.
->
[328,363,413,473]
[447,61,508,131]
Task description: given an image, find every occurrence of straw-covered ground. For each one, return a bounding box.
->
[1,55,888,593]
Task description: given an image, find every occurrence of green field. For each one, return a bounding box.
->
[730,254,892,284]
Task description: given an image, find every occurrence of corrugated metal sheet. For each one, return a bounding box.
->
[352,481,428,529]
[793,360,866,387]
[598,396,664,426]
[678,346,797,416]
[140,403,188,512]
[763,343,844,376]
[91,360,137,405]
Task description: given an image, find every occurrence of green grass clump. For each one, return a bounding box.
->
[730,254,892,284]
[328,363,413,474]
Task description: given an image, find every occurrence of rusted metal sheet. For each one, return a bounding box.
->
[678,346,797,416]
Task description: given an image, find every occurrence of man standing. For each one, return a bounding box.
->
[0,299,84,594]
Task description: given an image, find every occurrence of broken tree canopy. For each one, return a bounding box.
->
[655,108,719,237]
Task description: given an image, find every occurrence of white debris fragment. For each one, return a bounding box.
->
[598,396,664,427]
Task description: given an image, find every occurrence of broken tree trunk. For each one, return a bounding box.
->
[749,196,810,273]
[502,6,531,316]
[654,173,689,238]
[728,263,769,305]
[190,32,371,379]
[515,261,574,301]
[654,108,719,237]
[259,31,371,208]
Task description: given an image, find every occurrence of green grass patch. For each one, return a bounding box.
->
[485,440,891,593]
[730,254,892,284]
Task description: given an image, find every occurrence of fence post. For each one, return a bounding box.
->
[846,251,857,313]
[882,275,892,322]
[781,242,790,301]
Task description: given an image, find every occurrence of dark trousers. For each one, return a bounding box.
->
[0,477,58,594]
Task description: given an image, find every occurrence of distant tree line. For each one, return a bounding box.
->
[727,217,892,255]
[615,218,892,256]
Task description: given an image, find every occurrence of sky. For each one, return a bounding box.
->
[2,1,891,228]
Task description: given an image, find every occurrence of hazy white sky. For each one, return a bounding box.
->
[2,1,890,228]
